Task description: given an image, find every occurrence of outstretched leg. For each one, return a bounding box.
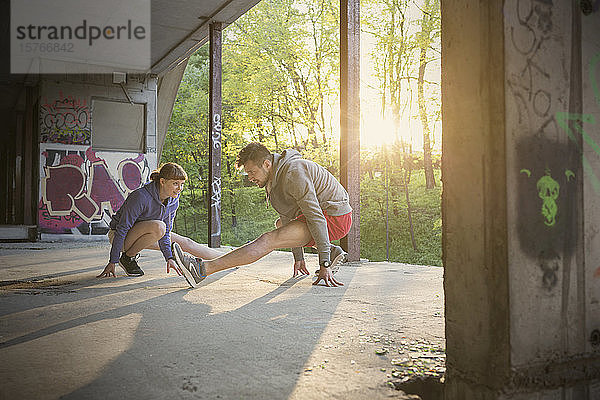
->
[203,219,312,275]
[170,232,226,259]
[147,232,226,259]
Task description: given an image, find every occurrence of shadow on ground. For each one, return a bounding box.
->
[0,243,444,399]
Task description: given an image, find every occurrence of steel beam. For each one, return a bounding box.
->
[208,22,223,247]
[339,0,360,261]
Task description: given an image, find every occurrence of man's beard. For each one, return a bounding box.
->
[257,167,270,188]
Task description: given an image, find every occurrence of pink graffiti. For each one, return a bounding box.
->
[595,266,600,278]
[60,153,84,167]
[89,161,126,215]
[120,160,143,191]
[40,148,147,232]
[85,147,102,163]
[38,202,84,231]
[40,92,91,145]
[42,164,98,221]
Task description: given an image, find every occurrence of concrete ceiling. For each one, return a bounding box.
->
[151,0,261,75]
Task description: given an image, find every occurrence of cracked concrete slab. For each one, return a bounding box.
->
[0,242,444,399]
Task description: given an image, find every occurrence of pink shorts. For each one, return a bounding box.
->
[295,211,352,247]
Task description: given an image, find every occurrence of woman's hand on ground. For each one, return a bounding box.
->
[97,262,116,278]
[167,258,182,275]
[293,260,309,277]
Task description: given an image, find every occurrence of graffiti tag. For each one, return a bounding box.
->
[40,92,91,145]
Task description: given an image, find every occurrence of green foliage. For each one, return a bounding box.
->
[223,0,339,150]
[359,146,442,266]
[361,0,441,121]
[163,0,442,266]
[220,187,280,246]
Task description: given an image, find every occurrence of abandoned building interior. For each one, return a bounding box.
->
[0,1,599,398]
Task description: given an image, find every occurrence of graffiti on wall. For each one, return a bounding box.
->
[517,139,578,291]
[519,167,575,227]
[39,147,149,234]
[507,2,600,291]
[507,0,558,136]
[554,53,600,193]
[40,92,91,145]
[507,0,582,291]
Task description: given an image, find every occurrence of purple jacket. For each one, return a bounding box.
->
[108,181,179,264]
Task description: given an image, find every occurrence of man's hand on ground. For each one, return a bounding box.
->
[97,262,116,278]
[313,266,344,287]
[166,259,182,275]
[293,260,310,277]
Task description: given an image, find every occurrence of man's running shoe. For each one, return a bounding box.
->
[119,253,144,276]
[314,244,347,275]
[172,242,206,288]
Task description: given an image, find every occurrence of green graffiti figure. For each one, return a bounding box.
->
[565,169,575,181]
[537,169,560,227]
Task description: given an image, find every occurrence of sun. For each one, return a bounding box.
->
[361,111,414,148]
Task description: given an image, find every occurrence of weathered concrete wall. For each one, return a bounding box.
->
[505,0,582,364]
[38,75,158,236]
[443,0,600,398]
[582,2,600,360]
[505,0,600,397]
[156,60,188,162]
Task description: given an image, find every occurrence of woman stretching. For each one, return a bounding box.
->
[97,162,222,283]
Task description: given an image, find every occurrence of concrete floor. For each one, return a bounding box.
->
[0,242,444,400]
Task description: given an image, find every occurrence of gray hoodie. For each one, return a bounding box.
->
[269,149,352,263]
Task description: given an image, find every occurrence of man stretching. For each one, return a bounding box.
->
[173,142,353,288]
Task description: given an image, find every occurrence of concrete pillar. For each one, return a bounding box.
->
[23,86,37,225]
[442,1,600,398]
[208,22,223,248]
[339,0,360,261]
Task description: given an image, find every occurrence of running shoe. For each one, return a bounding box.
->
[172,242,206,287]
[119,253,144,276]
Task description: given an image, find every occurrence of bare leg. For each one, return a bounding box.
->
[203,219,312,275]
[123,220,166,257]
[146,232,226,259]
[170,232,226,259]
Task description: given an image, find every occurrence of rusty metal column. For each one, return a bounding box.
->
[340,0,360,261]
[208,22,222,247]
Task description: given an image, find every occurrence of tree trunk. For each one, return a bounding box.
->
[270,103,279,150]
[189,182,198,232]
[226,159,237,228]
[404,168,417,251]
[417,0,436,189]
[403,145,418,251]
[183,212,188,237]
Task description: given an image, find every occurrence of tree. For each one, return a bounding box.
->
[362,0,412,138]
[223,0,339,150]
[363,0,440,188]
[415,0,440,189]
